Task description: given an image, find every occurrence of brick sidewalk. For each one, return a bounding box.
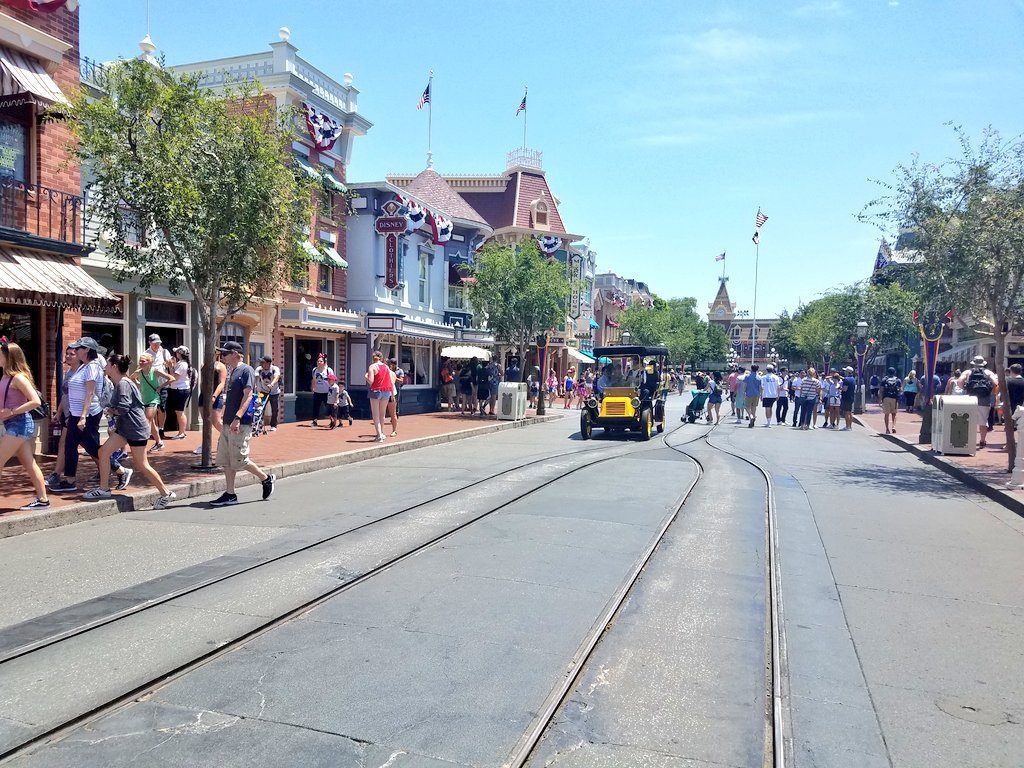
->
[856,401,1019,497]
[0,408,554,516]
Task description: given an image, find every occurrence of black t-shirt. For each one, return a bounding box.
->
[882,376,902,399]
[224,364,256,425]
[1006,376,1024,413]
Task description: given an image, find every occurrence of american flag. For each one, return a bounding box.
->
[715,252,726,262]
[755,209,768,228]
[417,82,431,110]
[516,92,527,115]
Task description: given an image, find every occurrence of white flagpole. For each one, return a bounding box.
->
[426,70,434,168]
[752,224,760,368]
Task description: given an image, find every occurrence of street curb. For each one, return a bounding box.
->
[0,414,562,540]
[853,416,1024,519]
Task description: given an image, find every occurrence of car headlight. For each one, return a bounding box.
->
[631,397,641,409]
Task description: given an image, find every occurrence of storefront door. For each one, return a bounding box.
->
[293,336,336,420]
[0,304,39,381]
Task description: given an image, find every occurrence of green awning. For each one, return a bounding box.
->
[300,240,347,269]
[323,170,347,193]
[294,155,318,179]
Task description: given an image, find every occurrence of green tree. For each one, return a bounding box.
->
[68,59,315,464]
[467,240,571,379]
[863,126,1024,459]
[618,295,726,367]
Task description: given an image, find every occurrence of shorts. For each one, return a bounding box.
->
[441,382,456,398]
[840,400,854,413]
[881,397,897,415]
[978,405,991,425]
[477,387,490,401]
[199,393,225,410]
[761,397,776,408]
[828,396,841,407]
[125,437,149,448]
[217,424,253,471]
[369,389,391,400]
[166,388,191,413]
[2,412,35,440]
[728,391,736,402]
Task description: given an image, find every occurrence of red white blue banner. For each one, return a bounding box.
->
[2,0,74,12]
[303,103,342,152]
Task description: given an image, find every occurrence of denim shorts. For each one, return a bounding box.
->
[2,413,35,440]
[369,390,391,401]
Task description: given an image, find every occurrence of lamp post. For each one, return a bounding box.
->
[854,319,869,414]
[621,330,632,346]
[767,347,779,366]
[535,332,548,416]
[823,342,832,375]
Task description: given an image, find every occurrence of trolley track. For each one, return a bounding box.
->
[0,418,709,764]
[506,423,787,768]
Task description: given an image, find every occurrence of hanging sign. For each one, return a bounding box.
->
[375,216,407,234]
[303,103,343,151]
[568,253,583,320]
[384,234,399,289]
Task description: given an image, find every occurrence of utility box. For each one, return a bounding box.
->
[932,395,978,456]
[497,382,528,421]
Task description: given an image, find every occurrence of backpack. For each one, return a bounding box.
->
[965,369,993,398]
[882,376,901,399]
[187,366,198,392]
[97,375,115,409]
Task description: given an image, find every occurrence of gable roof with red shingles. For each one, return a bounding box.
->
[512,171,566,234]
[437,170,569,236]
[400,168,489,227]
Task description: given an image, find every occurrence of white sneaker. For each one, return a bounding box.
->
[268,427,277,432]
[192,446,203,455]
[154,491,177,509]
[116,468,134,490]
[83,487,112,500]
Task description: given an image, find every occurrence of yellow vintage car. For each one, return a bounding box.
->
[580,345,669,440]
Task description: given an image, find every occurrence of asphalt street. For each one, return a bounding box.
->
[0,397,1021,767]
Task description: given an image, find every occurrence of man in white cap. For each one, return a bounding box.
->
[146,334,173,436]
[759,364,780,427]
[958,355,999,449]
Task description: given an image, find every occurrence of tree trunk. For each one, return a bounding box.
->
[996,325,1012,470]
[197,309,218,469]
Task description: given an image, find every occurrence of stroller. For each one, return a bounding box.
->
[683,389,710,423]
[250,392,272,437]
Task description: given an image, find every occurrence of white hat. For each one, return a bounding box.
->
[972,355,987,367]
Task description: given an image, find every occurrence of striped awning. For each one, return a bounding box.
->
[0,247,119,312]
[0,46,67,107]
[300,239,347,268]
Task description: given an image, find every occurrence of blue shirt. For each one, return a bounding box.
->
[744,373,762,398]
[841,376,856,403]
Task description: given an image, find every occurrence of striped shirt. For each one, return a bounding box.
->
[67,360,104,417]
[799,377,820,400]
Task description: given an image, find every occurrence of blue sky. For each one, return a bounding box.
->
[81,1,1023,320]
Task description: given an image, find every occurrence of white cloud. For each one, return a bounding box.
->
[888,1,900,6]
[793,1,851,18]
[668,28,799,67]
[633,110,860,147]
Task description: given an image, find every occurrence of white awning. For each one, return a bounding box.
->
[0,45,67,106]
[440,345,491,360]
[567,347,596,363]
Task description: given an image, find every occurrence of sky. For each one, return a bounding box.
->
[80,0,1024,321]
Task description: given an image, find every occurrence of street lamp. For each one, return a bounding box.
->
[854,319,869,414]
[768,347,779,366]
[823,342,832,375]
[621,330,632,346]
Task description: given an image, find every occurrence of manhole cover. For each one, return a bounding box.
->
[935,696,1014,726]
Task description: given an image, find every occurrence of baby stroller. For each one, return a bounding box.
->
[683,390,710,423]
[250,392,272,437]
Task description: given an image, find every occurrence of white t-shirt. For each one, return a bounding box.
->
[148,345,173,368]
[761,374,780,399]
[792,376,804,397]
[171,360,191,390]
[67,359,104,417]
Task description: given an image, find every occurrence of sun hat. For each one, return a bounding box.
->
[971,355,987,367]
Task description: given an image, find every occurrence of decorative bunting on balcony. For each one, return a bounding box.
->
[537,235,561,256]
[396,196,427,234]
[428,209,453,245]
[303,103,342,151]
[3,0,75,12]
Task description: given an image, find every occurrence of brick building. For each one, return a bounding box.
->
[0,1,118,451]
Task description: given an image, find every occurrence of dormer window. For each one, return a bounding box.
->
[531,198,549,230]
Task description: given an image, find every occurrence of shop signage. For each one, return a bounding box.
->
[568,253,583,320]
[547,336,566,345]
[375,216,407,234]
[384,234,399,289]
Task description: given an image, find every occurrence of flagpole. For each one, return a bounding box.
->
[752,239,759,367]
[426,70,433,168]
[523,85,528,149]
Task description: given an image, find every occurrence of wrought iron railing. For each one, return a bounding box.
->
[79,56,109,91]
[0,179,85,245]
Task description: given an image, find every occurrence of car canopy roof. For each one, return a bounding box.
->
[592,345,669,359]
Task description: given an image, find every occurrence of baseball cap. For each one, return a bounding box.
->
[218,341,244,354]
[69,337,99,351]
[174,345,190,356]
[148,333,161,343]
[843,366,854,373]
[327,373,337,381]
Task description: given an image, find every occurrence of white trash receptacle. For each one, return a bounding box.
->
[933,394,978,456]
[498,382,528,420]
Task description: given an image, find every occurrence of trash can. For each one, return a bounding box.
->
[932,394,978,456]
[498,382,528,420]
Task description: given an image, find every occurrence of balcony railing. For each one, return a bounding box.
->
[0,179,85,246]
[79,56,109,91]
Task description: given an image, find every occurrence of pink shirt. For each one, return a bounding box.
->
[727,372,738,393]
[1,374,29,412]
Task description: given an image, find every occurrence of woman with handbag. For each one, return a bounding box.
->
[132,352,175,453]
[0,341,50,510]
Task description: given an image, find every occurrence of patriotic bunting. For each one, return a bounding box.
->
[537,235,562,256]
[428,210,453,244]
[3,0,74,11]
[303,103,343,151]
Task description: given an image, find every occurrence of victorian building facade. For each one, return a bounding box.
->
[708,278,779,367]
[0,0,118,452]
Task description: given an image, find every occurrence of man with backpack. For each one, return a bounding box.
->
[958,356,999,449]
[880,367,903,434]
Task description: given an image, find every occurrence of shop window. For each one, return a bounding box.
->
[401,340,432,386]
[0,112,29,184]
[220,321,246,348]
[318,263,332,293]
[82,320,124,356]
[0,306,39,382]
[534,200,548,227]
[248,342,264,365]
[145,299,188,326]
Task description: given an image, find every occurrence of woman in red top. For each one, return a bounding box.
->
[365,350,395,442]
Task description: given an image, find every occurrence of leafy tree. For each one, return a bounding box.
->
[467,240,571,379]
[863,125,1024,458]
[618,295,727,366]
[68,59,315,464]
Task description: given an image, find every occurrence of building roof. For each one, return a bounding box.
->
[428,168,570,236]
[513,171,566,233]
[399,168,489,227]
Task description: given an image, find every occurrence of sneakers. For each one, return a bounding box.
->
[261,473,275,500]
[20,497,50,510]
[149,441,164,453]
[44,472,60,488]
[49,478,77,493]
[311,420,318,427]
[268,427,277,432]
[192,446,203,455]
[83,488,112,500]
[154,491,177,509]
[115,468,134,491]
[209,492,238,507]
[348,418,353,426]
